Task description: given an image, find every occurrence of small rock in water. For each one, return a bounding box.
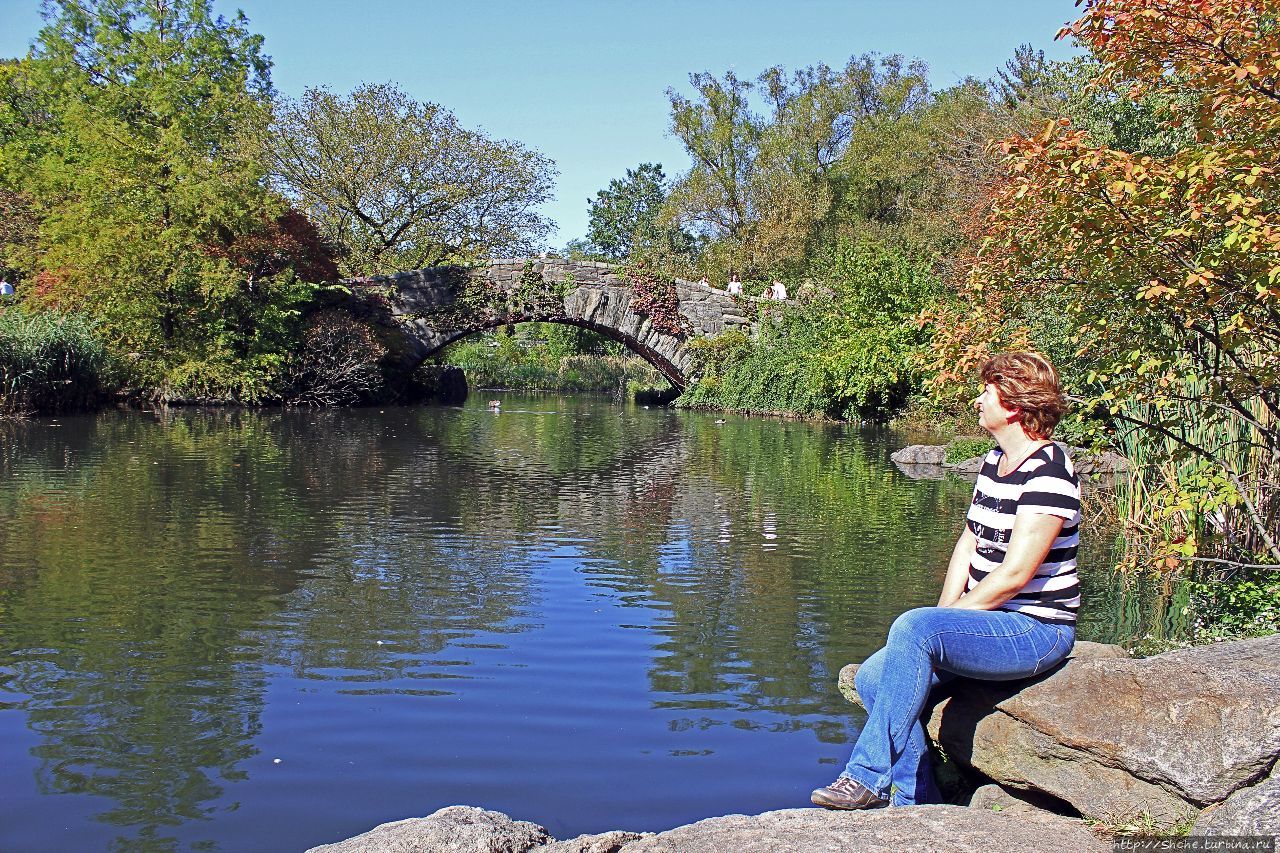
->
[273,758,282,764]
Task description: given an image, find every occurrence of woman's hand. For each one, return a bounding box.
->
[949,512,1065,611]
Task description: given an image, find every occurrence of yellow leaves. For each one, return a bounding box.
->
[1108,179,1139,197]
[1140,280,1174,300]
[1223,191,1253,214]
[1185,270,1216,289]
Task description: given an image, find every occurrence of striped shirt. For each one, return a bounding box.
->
[965,442,1081,624]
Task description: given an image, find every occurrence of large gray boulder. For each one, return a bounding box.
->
[946,634,1279,811]
[943,456,986,474]
[839,634,1280,828]
[890,445,946,465]
[1069,450,1130,474]
[1191,762,1280,838]
[307,806,551,853]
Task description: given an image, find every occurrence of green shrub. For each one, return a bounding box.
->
[160,356,283,405]
[681,237,941,421]
[1186,570,1280,641]
[438,326,665,396]
[0,307,111,414]
[944,436,995,464]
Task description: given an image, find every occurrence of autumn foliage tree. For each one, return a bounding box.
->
[927,0,1280,566]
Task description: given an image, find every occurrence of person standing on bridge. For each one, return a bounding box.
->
[726,274,742,296]
[811,352,1080,809]
[769,280,788,300]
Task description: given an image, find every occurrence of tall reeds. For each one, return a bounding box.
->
[0,306,110,415]
[1106,365,1278,643]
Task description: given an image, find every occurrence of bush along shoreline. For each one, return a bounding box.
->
[0,299,472,414]
[0,306,111,416]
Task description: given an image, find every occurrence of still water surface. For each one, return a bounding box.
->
[0,395,1122,851]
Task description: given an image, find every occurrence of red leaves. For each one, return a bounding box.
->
[204,208,339,283]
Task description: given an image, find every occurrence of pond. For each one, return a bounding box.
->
[0,395,1127,851]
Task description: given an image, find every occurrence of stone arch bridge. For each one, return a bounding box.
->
[344,259,777,390]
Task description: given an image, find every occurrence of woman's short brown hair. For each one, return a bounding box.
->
[980,352,1067,439]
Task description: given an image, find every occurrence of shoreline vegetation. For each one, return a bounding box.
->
[2,0,1276,644]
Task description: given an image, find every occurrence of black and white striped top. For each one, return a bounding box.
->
[965,442,1081,624]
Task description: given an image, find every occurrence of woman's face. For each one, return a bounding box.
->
[973,382,1016,434]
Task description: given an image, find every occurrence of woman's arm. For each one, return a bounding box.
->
[938,526,978,607]
[949,513,1065,611]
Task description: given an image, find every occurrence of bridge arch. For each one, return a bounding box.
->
[345,259,762,390]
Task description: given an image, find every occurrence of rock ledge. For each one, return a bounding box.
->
[308,804,1110,853]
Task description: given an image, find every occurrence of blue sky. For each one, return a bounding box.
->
[0,1,1084,247]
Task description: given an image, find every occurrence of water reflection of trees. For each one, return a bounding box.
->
[0,403,978,848]
[548,415,974,744]
[0,412,309,850]
[0,404,682,848]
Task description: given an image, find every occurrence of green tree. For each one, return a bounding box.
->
[664,70,761,259]
[684,237,938,420]
[661,54,932,278]
[586,163,692,261]
[0,0,312,400]
[270,83,557,276]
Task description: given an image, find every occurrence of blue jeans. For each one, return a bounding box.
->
[841,607,1074,806]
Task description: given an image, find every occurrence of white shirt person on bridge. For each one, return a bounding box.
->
[769,280,788,300]
[726,274,743,296]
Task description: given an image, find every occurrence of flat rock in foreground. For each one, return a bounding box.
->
[620,806,1107,852]
[307,804,1108,853]
[307,806,551,853]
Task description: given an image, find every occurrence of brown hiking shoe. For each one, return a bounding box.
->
[810,776,889,810]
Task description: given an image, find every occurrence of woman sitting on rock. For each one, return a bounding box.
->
[812,351,1081,809]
